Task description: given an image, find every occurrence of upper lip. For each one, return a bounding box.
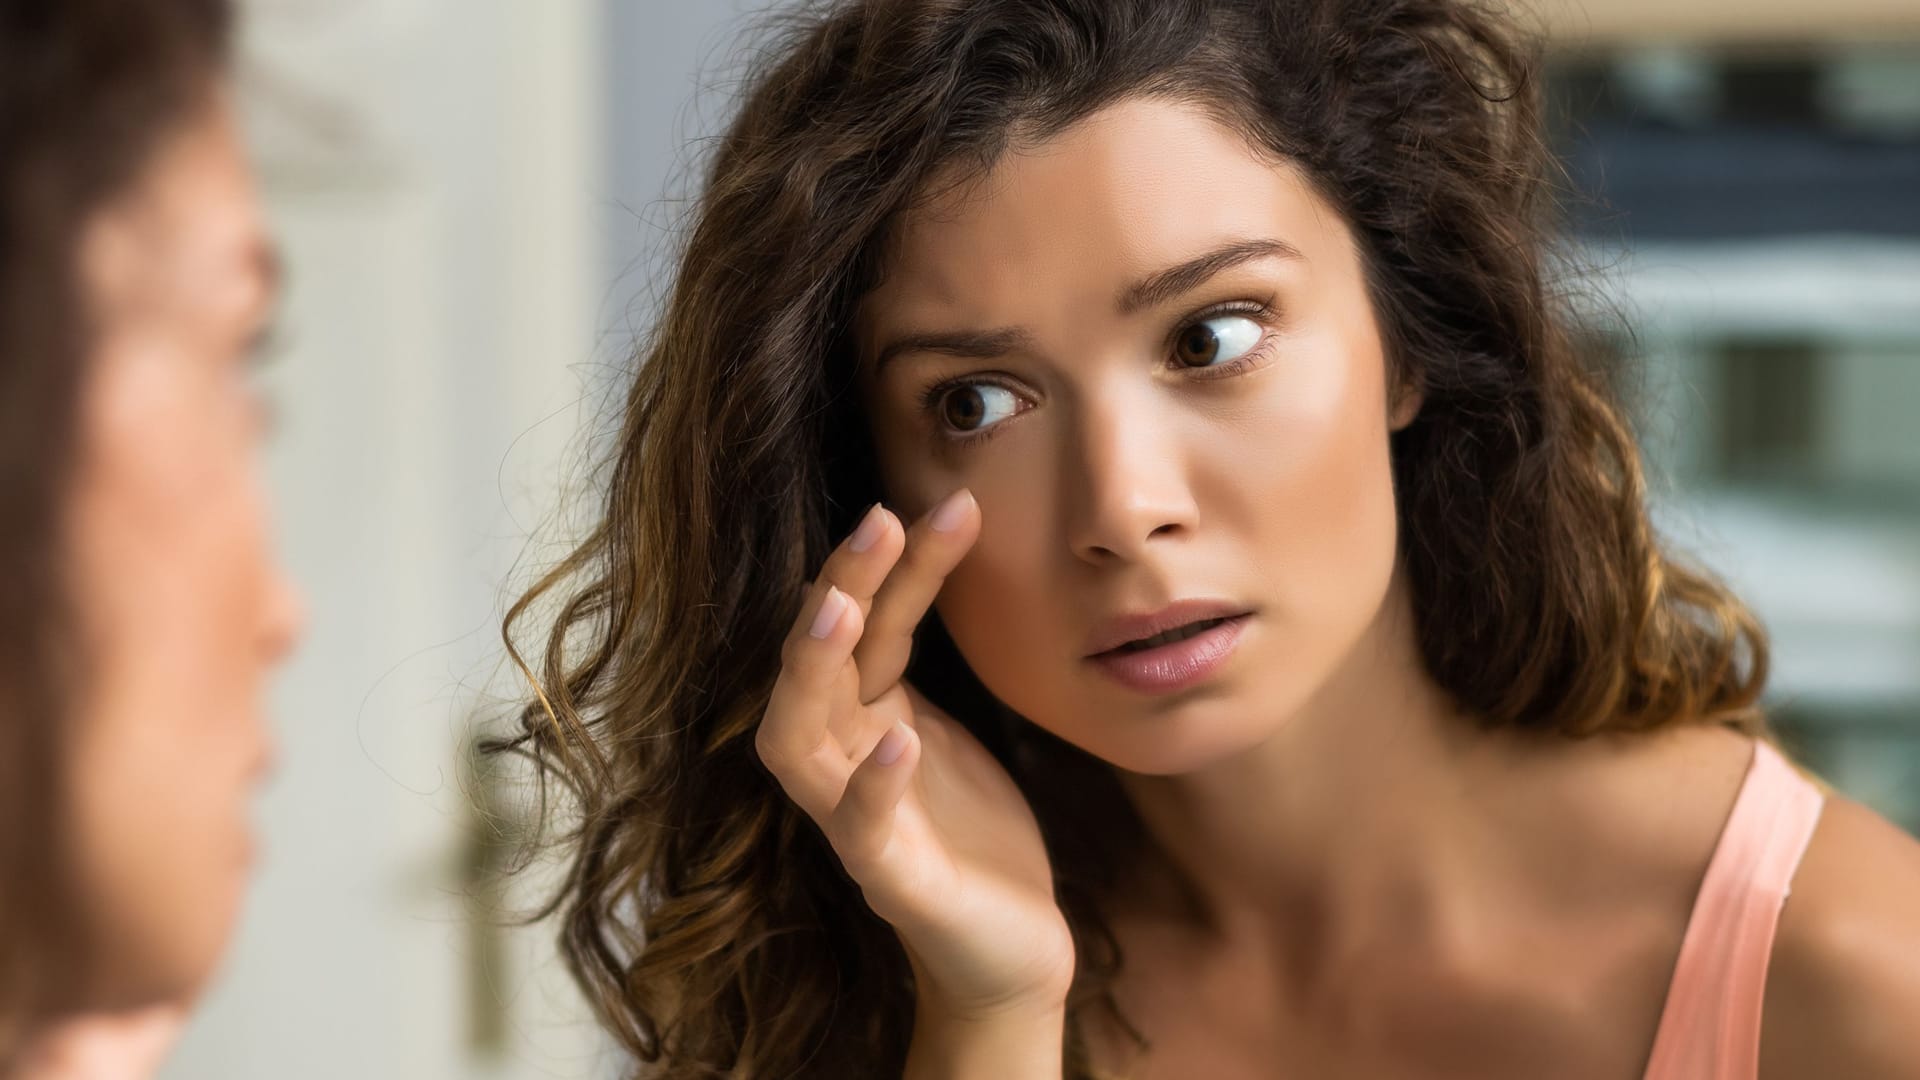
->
[1082,599,1252,658]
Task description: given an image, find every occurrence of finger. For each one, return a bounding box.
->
[759,498,910,817]
[757,583,866,820]
[827,719,921,876]
[864,681,917,737]
[764,502,902,779]
[856,487,980,703]
[815,500,906,625]
[823,656,873,754]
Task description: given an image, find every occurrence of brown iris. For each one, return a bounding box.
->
[1175,322,1221,367]
[941,389,987,431]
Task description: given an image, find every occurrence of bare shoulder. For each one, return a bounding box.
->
[1760,790,1920,1079]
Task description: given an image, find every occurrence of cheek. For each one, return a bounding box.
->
[62,345,275,996]
[1211,337,1402,748]
[1238,343,1399,616]
[927,475,1073,706]
[75,349,272,709]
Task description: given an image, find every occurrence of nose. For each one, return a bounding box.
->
[1064,390,1200,566]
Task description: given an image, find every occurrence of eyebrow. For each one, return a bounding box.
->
[869,236,1303,375]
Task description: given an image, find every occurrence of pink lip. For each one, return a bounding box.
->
[1082,598,1253,658]
[1085,612,1251,695]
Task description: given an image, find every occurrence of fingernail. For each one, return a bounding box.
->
[809,586,848,639]
[930,488,972,533]
[873,722,910,765]
[848,503,885,552]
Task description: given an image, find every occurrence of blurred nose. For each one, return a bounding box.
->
[1064,388,1199,566]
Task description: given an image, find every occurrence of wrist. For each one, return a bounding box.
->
[904,997,1067,1080]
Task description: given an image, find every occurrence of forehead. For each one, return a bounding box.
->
[862,96,1344,331]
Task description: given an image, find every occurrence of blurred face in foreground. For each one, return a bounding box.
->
[61,90,302,1009]
[859,96,1420,776]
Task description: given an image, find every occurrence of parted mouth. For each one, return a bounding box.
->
[1082,599,1254,658]
[1105,615,1234,654]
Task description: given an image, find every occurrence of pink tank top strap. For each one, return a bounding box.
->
[1640,738,1826,1080]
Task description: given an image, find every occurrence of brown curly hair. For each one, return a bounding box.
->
[488,0,1776,1075]
[0,0,233,1056]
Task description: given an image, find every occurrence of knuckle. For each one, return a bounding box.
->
[752,726,784,771]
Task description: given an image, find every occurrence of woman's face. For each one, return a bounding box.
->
[857,96,1419,776]
[62,91,301,1008]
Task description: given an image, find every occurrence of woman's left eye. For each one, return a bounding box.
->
[1172,313,1263,369]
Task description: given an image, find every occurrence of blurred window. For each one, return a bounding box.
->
[1549,43,1920,832]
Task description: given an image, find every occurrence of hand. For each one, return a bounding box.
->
[756,487,1075,1018]
[15,1003,188,1080]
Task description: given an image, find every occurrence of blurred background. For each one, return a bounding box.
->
[158,1,1919,1077]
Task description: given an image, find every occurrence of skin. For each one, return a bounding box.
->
[756,490,1072,1078]
[32,87,301,1065]
[779,94,1920,1078]
[14,1008,186,1080]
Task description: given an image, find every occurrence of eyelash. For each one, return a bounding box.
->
[915,299,1278,451]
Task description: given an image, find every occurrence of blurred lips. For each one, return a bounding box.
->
[250,737,277,785]
[243,740,274,864]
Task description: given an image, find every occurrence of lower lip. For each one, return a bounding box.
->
[1087,614,1251,695]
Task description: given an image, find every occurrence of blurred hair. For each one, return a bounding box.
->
[0,0,233,1054]
[489,0,1776,1075]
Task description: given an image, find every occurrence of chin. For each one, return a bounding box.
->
[1064,708,1286,778]
[155,923,242,1005]
[137,870,250,1006]
[1100,739,1269,778]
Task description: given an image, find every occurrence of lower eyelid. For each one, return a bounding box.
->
[929,332,1274,446]
[1188,335,1275,379]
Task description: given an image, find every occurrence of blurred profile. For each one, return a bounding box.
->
[0,1,302,1075]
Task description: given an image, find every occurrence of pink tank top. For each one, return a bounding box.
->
[1639,738,1826,1080]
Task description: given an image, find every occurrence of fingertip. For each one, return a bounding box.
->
[808,584,850,639]
[847,502,886,553]
[929,486,976,533]
[874,505,907,557]
[872,720,913,766]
